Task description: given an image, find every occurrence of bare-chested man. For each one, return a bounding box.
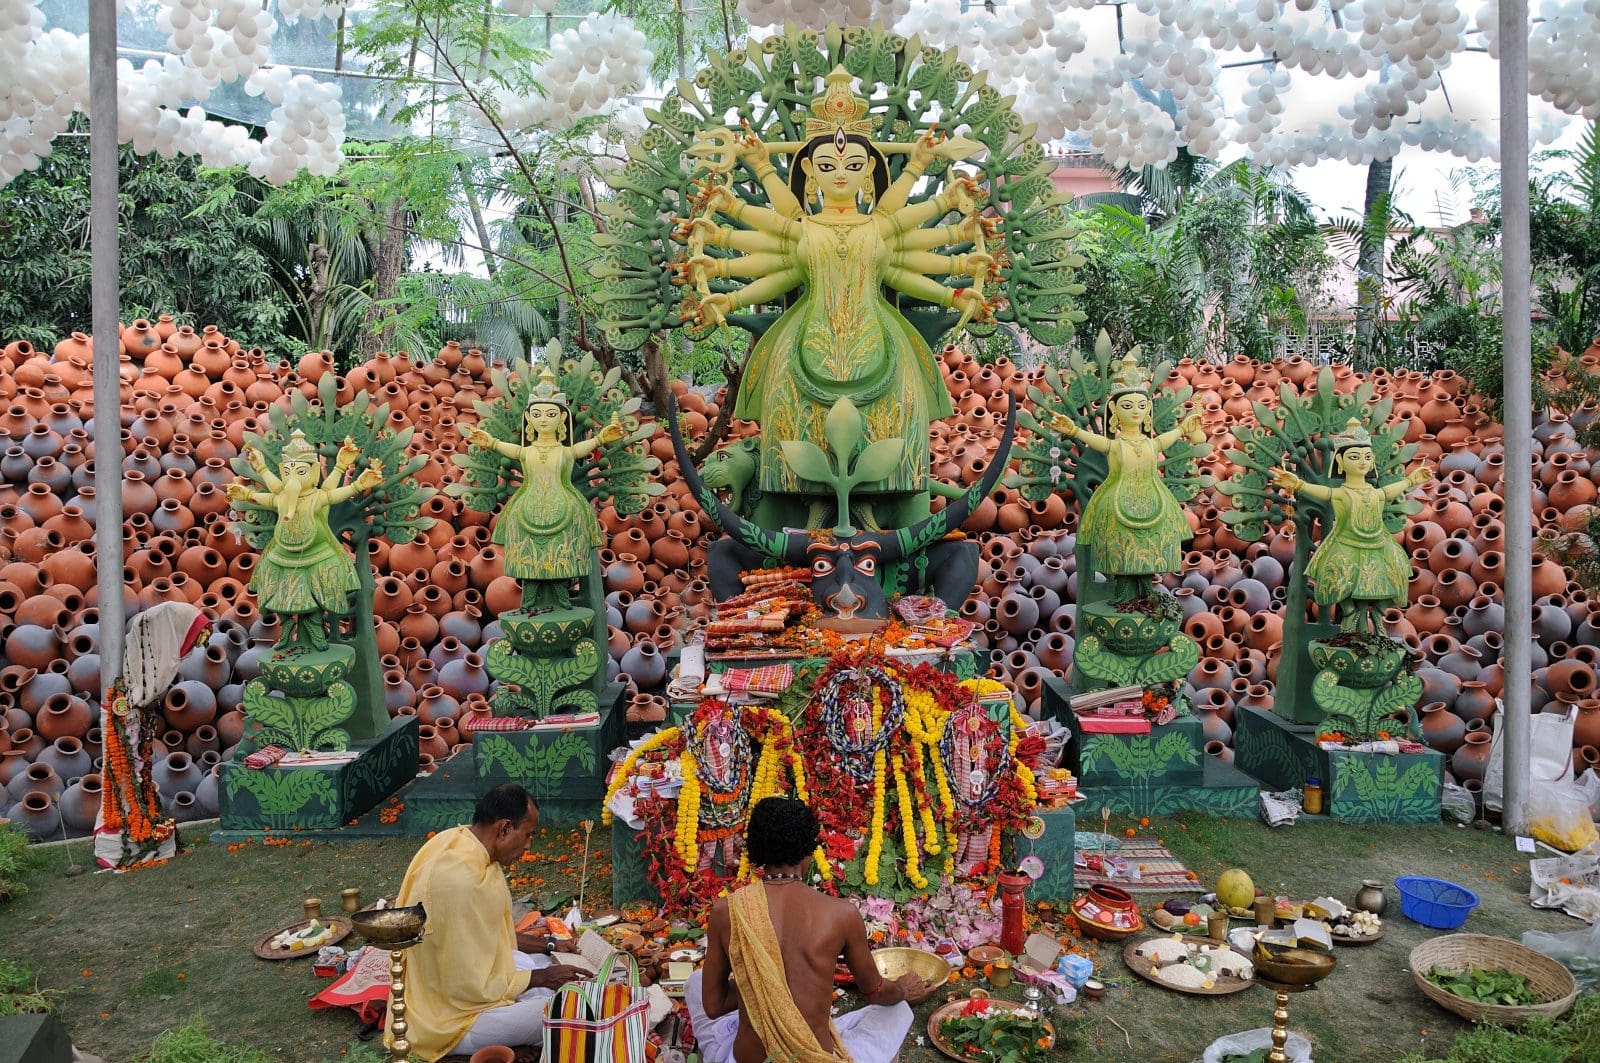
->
[687,797,925,1063]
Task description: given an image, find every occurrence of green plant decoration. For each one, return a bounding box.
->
[1312,670,1425,741]
[475,732,596,784]
[594,23,1084,354]
[449,344,662,518]
[1079,732,1200,784]
[1216,365,1420,724]
[240,678,356,752]
[224,768,339,829]
[228,372,436,740]
[485,638,601,719]
[1334,756,1441,824]
[1074,632,1200,690]
[780,398,906,535]
[1235,723,1319,790]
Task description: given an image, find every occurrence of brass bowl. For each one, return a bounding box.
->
[351,903,427,945]
[1253,942,1337,988]
[872,947,952,1003]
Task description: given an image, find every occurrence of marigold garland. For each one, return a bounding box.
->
[603,699,830,917]
[98,681,175,864]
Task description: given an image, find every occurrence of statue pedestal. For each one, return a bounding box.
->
[216,715,419,833]
[1044,675,1260,818]
[486,607,605,719]
[1073,601,1200,694]
[1232,706,1443,823]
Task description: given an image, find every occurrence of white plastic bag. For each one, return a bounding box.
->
[1529,849,1600,922]
[1527,780,1600,853]
[1577,768,1600,821]
[1440,781,1475,825]
[1200,1028,1313,1063]
[1522,922,1600,990]
[1484,706,1575,813]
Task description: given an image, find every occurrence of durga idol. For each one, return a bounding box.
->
[679,67,997,527]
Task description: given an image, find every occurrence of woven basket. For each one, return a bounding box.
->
[1409,934,1578,1025]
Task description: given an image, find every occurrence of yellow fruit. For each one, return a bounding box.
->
[1216,869,1255,911]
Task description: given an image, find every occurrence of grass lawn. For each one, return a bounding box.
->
[0,814,1586,1062]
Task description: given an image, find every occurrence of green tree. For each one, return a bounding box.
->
[1075,158,1329,362]
[0,132,296,352]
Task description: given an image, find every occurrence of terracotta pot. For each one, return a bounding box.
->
[37,734,93,783]
[620,641,667,688]
[1419,702,1468,754]
[1575,698,1600,749]
[1451,730,1492,783]
[1546,659,1596,701]
[7,761,63,803]
[438,654,490,700]
[35,692,92,741]
[10,790,61,839]
[417,724,450,763]
[417,686,461,727]
[58,772,103,832]
[1454,681,1496,723]
[469,1046,516,1063]
[163,681,218,732]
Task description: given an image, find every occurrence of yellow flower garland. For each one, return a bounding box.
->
[864,690,888,886]
[601,725,682,825]
[677,748,701,871]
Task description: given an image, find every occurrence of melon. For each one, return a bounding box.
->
[1216,869,1255,911]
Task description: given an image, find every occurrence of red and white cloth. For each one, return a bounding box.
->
[718,665,794,697]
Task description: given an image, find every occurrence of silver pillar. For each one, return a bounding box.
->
[1499,0,1531,834]
[90,0,124,689]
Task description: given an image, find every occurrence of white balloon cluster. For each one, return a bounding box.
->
[155,0,276,85]
[501,0,560,15]
[944,0,1565,167]
[498,12,653,130]
[0,0,344,187]
[1480,0,1600,119]
[738,0,911,29]
[276,0,344,22]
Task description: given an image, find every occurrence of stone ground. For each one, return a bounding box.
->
[0,814,1586,1062]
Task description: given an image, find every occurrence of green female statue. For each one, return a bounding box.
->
[1272,418,1434,635]
[1052,353,1205,597]
[227,430,385,650]
[462,366,627,611]
[679,66,995,523]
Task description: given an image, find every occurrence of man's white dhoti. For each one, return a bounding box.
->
[686,970,912,1063]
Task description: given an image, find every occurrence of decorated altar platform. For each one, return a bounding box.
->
[1233,706,1445,824]
[1041,675,1263,819]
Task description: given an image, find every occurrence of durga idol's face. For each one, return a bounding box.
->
[1110,391,1151,432]
[1340,445,1375,476]
[806,142,872,202]
[525,402,565,440]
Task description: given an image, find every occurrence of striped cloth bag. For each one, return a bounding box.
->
[541,953,649,1063]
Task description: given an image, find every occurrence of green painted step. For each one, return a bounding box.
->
[1068,759,1262,819]
[1233,706,1442,824]
[217,715,418,833]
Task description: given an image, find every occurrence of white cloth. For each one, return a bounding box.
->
[451,953,556,1056]
[685,970,912,1063]
[94,600,207,860]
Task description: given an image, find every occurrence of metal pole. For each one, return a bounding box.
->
[90,0,124,691]
[1499,0,1531,835]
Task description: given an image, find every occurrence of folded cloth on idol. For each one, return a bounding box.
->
[669,640,708,700]
[244,744,288,769]
[720,664,794,697]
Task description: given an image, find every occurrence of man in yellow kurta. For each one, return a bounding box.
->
[387,784,586,1060]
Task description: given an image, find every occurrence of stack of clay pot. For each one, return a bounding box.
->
[4,320,1600,840]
